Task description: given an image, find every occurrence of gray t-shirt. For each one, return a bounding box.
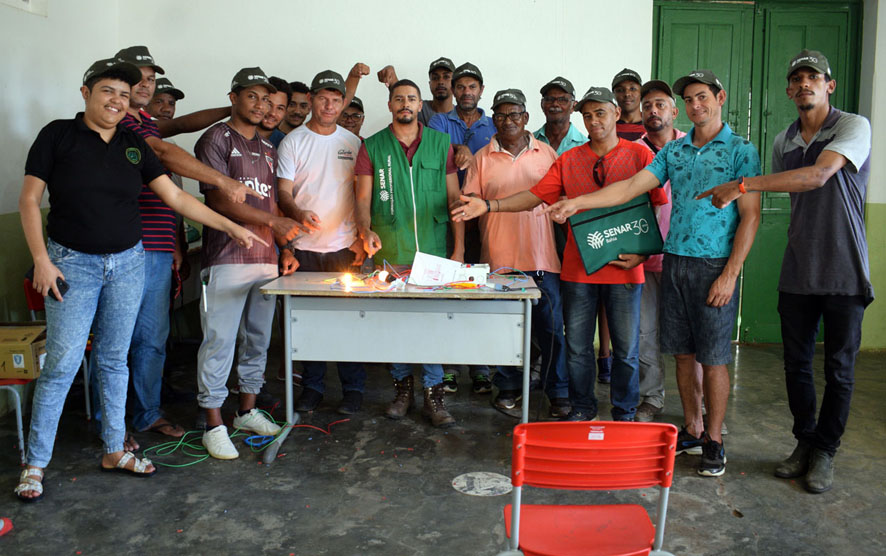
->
[773,108,873,304]
[418,102,446,127]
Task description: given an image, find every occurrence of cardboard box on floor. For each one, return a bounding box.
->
[0,322,47,380]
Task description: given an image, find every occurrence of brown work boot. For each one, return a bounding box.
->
[422,384,456,428]
[385,376,414,420]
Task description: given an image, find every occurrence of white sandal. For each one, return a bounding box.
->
[14,467,45,502]
[100,451,157,477]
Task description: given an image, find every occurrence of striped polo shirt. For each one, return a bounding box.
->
[120,110,177,252]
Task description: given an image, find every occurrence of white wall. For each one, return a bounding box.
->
[123,0,652,156]
[0,0,120,213]
[0,0,653,211]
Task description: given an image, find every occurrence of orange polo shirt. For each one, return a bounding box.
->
[463,134,561,273]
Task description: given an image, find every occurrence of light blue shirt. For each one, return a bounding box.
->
[534,123,588,156]
[645,123,761,258]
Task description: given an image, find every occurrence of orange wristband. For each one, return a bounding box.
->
[738,177,747,195]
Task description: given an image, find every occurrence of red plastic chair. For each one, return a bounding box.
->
[500,421,678,556]
[23,278,91,420]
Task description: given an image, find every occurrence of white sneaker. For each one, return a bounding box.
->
[203,425,239,460]
[232,408,281,436]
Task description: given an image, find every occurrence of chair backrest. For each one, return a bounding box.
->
[23,278,45,315]
[511,421,678,491]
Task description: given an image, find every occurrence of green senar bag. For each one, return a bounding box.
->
[567,192,664,275]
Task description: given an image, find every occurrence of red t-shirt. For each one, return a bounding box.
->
[530,139,665,284]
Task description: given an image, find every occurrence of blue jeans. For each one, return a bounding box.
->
[561,280,642,420]
[492,271,567,399]
[302,361,366,394]
[28,240,145,468]
[778,292,866,455]
[294,248,366,395]
[129,250,173,430]
[390,363,443,388]
[88,251,172,430]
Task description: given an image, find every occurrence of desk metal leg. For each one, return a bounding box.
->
[262,293,299,464]
[521,298,532,424]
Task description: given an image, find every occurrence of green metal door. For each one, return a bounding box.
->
[653,2,754,136]
[741,3,860,342]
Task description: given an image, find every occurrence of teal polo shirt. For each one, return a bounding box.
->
[534,123,588,156]
[645,122,761,258]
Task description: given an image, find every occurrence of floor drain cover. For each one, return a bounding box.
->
[451,472,512,496]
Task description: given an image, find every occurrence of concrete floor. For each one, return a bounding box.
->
[1,341,885,555]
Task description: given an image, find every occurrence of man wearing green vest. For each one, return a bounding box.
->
[354,79,464,427]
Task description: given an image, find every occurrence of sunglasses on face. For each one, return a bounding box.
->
[593,157,605,187]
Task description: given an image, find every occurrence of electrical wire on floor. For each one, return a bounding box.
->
[141,408,349,467]
[141,431,211,467]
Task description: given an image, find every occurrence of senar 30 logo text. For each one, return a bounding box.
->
[586,218,650,249]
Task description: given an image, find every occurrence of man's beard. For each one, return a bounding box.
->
[396,114,414,124]
[644,118,665,132]
[798,103,814,112]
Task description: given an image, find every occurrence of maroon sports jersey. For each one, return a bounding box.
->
[194,122,277,267]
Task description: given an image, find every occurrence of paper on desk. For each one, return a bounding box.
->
[407,251,463,286]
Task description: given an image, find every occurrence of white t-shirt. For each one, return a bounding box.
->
[276,124,361,253]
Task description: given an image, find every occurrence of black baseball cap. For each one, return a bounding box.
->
[428,57,456,73]
[640,79,674,100]
[115,46,164,75]
[611,68,642,89]
[492,89,526,110]
[575,87,617,112]
[155,77,185,100]
[310,70,346,95]
[672,69,724,96]
[230,67,276,93]
[348,96,364,111]
[452,62,483,84]
[82,57,142,86]
[540,77,575,97]
[787,49,832,80]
